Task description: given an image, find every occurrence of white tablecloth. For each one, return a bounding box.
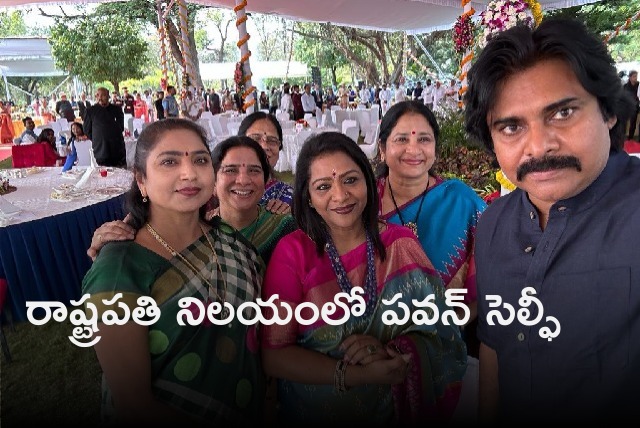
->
[0,167,132,226]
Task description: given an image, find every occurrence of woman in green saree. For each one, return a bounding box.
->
[82,119,265,426]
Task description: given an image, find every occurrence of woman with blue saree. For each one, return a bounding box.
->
[82,119,265,426]
[375,101,487,355]
[261,132,466,426]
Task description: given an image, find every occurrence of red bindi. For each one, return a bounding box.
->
[185,152,189,156]
[411,131,416,135]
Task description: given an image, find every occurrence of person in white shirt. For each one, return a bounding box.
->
[444,79,460,110]
[358,86,370,107]
[422,79,434,110]
[301,84,316,116]
[394,83,406,104]
[379,83,392,115]
[280,83,293,119]
[432,80,447,111]
[180,90,203,121]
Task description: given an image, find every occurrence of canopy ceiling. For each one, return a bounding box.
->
[2,0,602,33]
[0,37,66,77]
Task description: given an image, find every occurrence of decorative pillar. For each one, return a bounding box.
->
[234,0,256,112]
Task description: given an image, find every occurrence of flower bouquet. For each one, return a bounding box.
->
[295,118,309,132]
[478,0,542,48]
[453,14,475,54]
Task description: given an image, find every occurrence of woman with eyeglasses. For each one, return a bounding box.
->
[237,112,293,214]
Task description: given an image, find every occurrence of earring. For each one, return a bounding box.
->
[142,193,148,203]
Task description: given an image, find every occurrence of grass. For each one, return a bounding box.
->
[0,157,12,169]
[1,319,102,426]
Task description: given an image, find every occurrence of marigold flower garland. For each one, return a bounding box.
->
[496,170,516,192]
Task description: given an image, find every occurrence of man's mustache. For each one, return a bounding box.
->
[516,155,582,181]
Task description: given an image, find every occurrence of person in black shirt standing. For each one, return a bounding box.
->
[84,87,126,167]
[122,87,135,116]
[624,70,639,140]
[154,91,165,120]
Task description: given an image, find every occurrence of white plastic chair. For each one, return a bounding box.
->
[334,110,350,135]
[197,118,214,142]
[210,115,229,139]
[330,105,340,111]
[315,107,323,122]
[48,121,62,139]
[276,112,290,123]
[356,110,371,138]
[369,105,380,124]
[307,117,317,128]
[57,118,70,132]
[74,139,93,166]
[227,122,240,136]
[132,118,144,137]
[342,119,358,135]
[359,138,379,160]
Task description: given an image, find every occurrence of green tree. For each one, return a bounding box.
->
[49,14,149,92]
[94,0,206,89]
[0,10,27,37]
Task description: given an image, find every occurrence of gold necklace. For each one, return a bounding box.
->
[145,223,229,317]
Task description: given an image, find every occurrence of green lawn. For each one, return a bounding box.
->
[1,319,102,426]
[0,157,12,169]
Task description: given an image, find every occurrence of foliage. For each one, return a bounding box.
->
[293,22,405,86]
[0,10,27,38]
[431,107,498,195]
[49,14,150,91]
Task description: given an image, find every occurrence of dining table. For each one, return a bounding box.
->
[0,166,131,321]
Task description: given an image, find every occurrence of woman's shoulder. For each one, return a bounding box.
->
[435,177,487,207]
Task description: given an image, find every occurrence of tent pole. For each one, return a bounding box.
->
[412,34,446,79]
[1,72,9,101]
[234,0,256,113]
[177,0,195,93]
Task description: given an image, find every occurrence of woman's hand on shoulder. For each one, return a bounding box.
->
[265,199,291,215]
[87,214,136,261]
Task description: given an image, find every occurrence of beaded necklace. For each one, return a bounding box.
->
[324,230,377,317]
[387,177,431,239]
[146,223,229,317]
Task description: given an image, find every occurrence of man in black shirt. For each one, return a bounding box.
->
[154,91,165,120]
[84,87,126,167]
[623,70,639,140]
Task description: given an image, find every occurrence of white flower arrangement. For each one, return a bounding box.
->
[479,0,535,47]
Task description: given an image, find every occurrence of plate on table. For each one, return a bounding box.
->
[52,183,75,194]
[61,169,85,179]
[96,186,126,197]
[26,166,44,175]
[49,192,72,202]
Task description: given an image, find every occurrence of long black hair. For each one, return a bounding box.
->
[465,18,633,153]
[293,131,386,260]
[125,118,211,230]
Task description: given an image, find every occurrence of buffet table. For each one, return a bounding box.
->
[0,167,131,321]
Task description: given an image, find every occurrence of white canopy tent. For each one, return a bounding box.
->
[0,37,67,100]
[0,38,65,78]
[2,0,602,34]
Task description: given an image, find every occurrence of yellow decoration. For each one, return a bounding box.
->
[496,170,516,191]
[524,0,544,27]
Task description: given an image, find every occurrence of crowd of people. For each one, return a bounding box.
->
[77,17,640,427]
[1,14,639,427]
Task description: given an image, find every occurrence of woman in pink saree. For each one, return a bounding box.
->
[261,132,466,426]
